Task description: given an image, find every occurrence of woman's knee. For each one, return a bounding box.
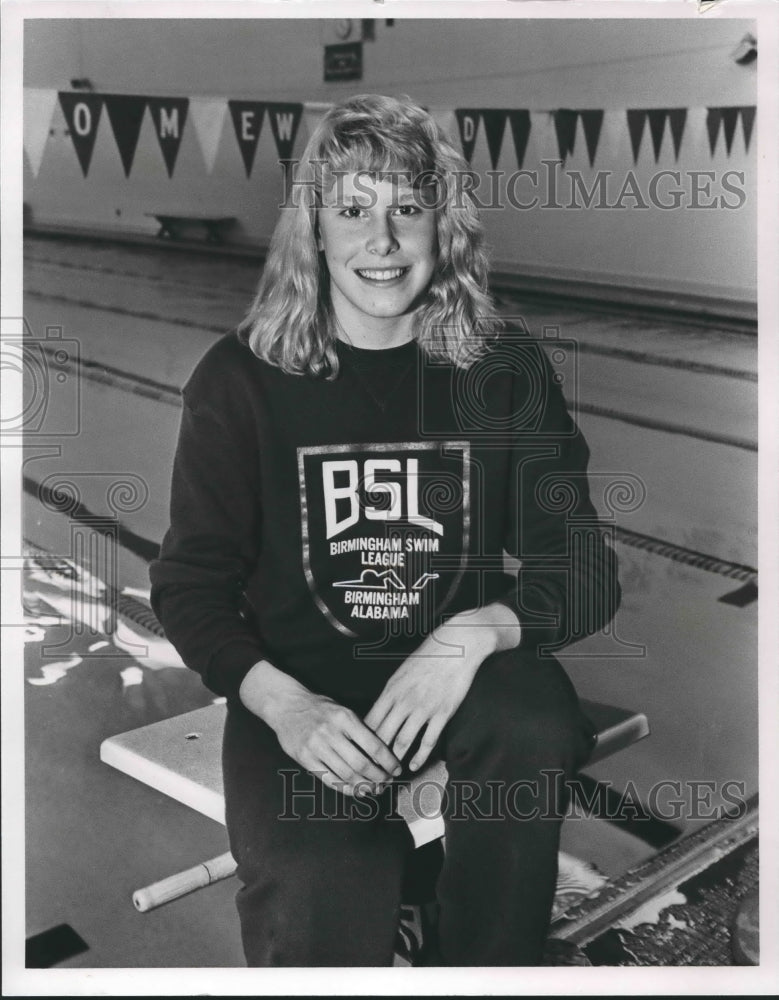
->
[444,646,594,771]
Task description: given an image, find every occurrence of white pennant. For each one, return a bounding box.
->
[526,111,556,170]
[428,107,457,145]
[24,88,58,177]
[595,109,628,170]
[189,97,227,174]
[302,102,332,141]
[684,106,709,164]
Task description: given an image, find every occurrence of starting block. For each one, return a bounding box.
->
[145,212,236,244]
[100,699,649,913]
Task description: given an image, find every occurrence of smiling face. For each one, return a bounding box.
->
[317,171,439,348]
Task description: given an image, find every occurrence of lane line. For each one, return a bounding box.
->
[26,276,756,383]
[23,479,758,596]
[23,478,161,563]
[569,341,755,383]
[40,334,758,453]
[38,344,182,406]
[25,290,228,334]
[575,402,756,452]
[613,526,757,583]
[25,252,254,297]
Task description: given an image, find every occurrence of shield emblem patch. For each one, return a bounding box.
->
[298,441,471,639]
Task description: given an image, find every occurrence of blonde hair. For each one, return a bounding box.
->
[239,94,503,377]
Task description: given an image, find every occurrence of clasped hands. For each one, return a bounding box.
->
[239,604,521,798]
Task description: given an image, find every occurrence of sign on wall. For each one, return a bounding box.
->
[324,42,363,82]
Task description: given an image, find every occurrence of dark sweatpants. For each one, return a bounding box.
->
[222,646,597,967]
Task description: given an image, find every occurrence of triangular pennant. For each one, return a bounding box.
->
[507,110,531,169]
[189,98,227,174]
[302,103,331,140]
[228,100,266,177]
[740,106,756,153]
[24,89,58,177]
[104,94,147,177]
[579,110,604,167]
[455,109,481,163]
[481,110,507,170]
[706,107,722,155]
[523,112,548,168]
[267,103,303,162]
[646,109,667,162]
[667,108,687,161]
[428,107,457,144]
[594,109,625,169]
[720,107,740,156]
[553,109,577,161]
[58,92,104,177]
[147,97,189,178]
[626,109,647,164]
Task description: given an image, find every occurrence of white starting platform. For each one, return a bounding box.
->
[100,698,649,916]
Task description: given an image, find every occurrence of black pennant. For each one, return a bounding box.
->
[647,109,667,162]
[58,92,104,177]
[267,103,303,162]
[104,94,147,177]
[740,106,756,152]
[667,108,687,161]
[147,97,189,178]
[481,110,507,169]
[507,110,531,169]
[579,110,604,167]
[626,109,647,164]
[553,109,577,161]
[455,109,481,163]
[720,106,741,155]
[228,101,266,177]
[706,107,722,155]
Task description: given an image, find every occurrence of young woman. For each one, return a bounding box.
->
[150,94,620,967]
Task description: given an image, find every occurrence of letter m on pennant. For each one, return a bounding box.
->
[147,97,189,177]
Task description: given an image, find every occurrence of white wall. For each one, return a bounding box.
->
[24,18,757,306]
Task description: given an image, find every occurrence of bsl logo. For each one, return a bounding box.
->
[323,457,444,540]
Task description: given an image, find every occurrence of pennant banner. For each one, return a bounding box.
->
[626,109,647,165]
[667,109,687,161]
[451,104,750,167]
[706,105,757,156]
[33,93,757,186]
[720,107,740,156]
[529,111,556,164]
[740,106,756,153]
[24,89,58,177]
[705,108,722,156]
[147,97,189,178]
[707,105,758,156]
[481,110,507,170]
[267,103,303,162]
[228,100,266,177]
[646,109,667,162]
[189,98,228,175]
[302,103,330,141]
[508,110,531,170]
[428,107,457,144]
[455,109,481,164]
[58,92,104,177]
[104,94,147,177]
[579,110,604,168]
[454,107,609,168]
[553,109,578,162]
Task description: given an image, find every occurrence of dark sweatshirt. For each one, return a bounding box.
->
[149,330,620,706]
